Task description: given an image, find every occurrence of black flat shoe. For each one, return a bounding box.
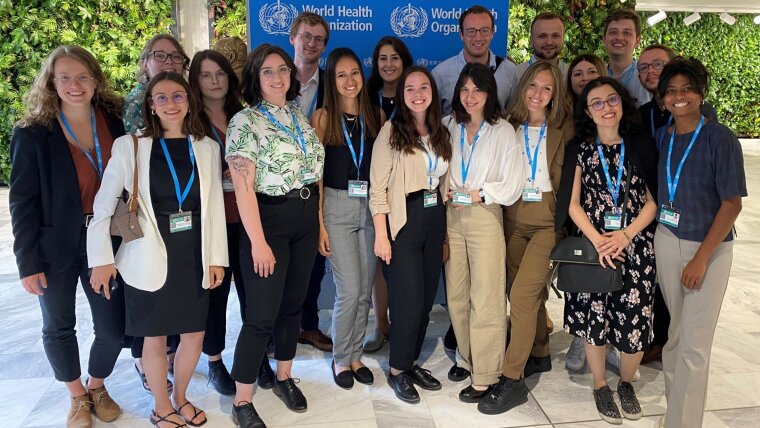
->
[410,365,442,391]
[332,360,354,389]
[232,401,267,428]
[477,376,529,415]
[208,360,236,395]
[257,358,275,390]
[448,364,470,382]
[459,385,493,403]
[387,371,419,404]
[273,378,307,412]
[523,355,552,378]
[352,366,374,385]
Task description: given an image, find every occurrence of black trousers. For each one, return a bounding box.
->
[302,253,326,331]
[652,284,670,348]
[384,190,446,371]
[203,222,247,356]
[38,226,125,382]
[231,193,319,384]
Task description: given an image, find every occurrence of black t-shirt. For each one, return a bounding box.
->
[322,112,377,190]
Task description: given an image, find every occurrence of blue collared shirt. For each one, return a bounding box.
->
[607,61,651,108]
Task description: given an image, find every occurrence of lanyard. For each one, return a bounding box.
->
[528,56,536,66]
[666,115,705,204]
[523,121,547,183]
[378,90,396,120]
[609,61,637,87]
[650,108,673,137]
[341,115,365,180]
[419,137,439,189]
[258,104,308,156]
[209,123,224,152]
[459,121,484,187]
[59,109,103,180]
[596,137,626,207]
[159,137,196,212]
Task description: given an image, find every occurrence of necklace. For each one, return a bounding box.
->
[343,113,358,137]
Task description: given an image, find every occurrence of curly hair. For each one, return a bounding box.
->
[141,71,206,140]
[18,45,122,128]
[573,77,642,144]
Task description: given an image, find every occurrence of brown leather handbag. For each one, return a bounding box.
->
[109,135,143,241]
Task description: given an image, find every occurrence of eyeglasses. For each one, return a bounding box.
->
[298,32,326,46]
[148,50,187,64]
[462,27,493,37]
[588,95,622,111]
[53,74,95,86]
[260,66,291,79]
[200,71,228,84]
[637,60,667,74]
[152,91,188,106]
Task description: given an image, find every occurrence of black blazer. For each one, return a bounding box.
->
[554,132,659,233]
[316,68,326,110]
[9,111,125,278]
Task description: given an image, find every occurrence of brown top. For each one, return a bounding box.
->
[65,108,114,214]
[211,124,241,224]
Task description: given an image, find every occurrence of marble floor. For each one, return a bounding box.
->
[1,142,759,428]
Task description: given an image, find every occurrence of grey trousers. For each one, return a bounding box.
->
[324,187,377,366]
[654,225,734,428]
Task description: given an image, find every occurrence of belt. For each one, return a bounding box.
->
[257,184,318,202]
[83,214,94,227]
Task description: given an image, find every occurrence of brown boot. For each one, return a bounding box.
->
[88,385,122,422]
[66,394,93,428]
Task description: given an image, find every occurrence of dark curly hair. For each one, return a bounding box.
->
[574,76,641,144]
[657,56,709,101]
[241,44,300,106]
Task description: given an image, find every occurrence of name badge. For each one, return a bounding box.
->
[169,211,192,233]
[423,190,438,208]
[452,190,472,206]
[604,208,624,231]
[522,187,542,202]
[348,180,368,198]
[222,177,235,193]
[300,168,317,184]
[660,204,681,228]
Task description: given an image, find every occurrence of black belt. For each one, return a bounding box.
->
[83,214,94,226]
[257,184,318,202]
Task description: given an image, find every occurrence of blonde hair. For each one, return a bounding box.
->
[18,45,122,128]
[507,61,570,129]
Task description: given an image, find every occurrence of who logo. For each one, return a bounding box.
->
[259,1,299,35]
[390,3,428,38]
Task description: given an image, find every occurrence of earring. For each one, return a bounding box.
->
[151,109,157,116]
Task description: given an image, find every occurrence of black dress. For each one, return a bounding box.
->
[124,137,208,337]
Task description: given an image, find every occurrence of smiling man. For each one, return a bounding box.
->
[603,9,651,107]
[517,12,568,79]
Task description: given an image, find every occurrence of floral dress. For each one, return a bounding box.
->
[563,141,656,353]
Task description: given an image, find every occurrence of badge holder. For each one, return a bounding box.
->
[660,203,681,228]
[423,189,438,208]
[522,185,542,202]
[348,180,368,198]
[452,190,472,206]
[301,168,317,184]
[169,210,192,233]
[604,207,625,231]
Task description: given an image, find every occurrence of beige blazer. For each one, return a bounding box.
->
[87,134,228,292]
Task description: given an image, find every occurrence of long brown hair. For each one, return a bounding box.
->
[141,71,205,140]
[507,61,570,129]
[321,48,378,147]
[389,66,451,160]
[18,45,122,128]
[189,50,244,129]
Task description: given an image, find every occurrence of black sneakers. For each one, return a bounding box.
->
[593,385,622,424]
[477,376,529,415]
[617,382,642,420]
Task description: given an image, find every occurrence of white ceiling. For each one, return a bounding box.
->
[636,1,760,14]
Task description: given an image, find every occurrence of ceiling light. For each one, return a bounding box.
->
[684,12,701,26]
[647,10,667,26]
[720,12,736,26]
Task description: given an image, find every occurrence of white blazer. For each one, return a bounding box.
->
[87,134,229,292]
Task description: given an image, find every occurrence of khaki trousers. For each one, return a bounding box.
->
[654,225,733,428]
[502,196,558,380]
[445,202,507,385]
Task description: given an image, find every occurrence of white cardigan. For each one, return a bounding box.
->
[87,134,228,292]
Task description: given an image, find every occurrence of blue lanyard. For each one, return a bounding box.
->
[341,115,365,180]
[419,137,439,190]
[59,109,103,180]
[596,137,626,207]
[159,137,196,212]
[609,61,637,87]
[378,90,396,120]
[258,104,308,156]
[209,123,224,152]
[666,115,705,204]
[459,121,484,187]
[650,108,673,137]
[523,121,546,183]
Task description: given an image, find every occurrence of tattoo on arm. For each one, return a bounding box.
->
[227,155,255,192]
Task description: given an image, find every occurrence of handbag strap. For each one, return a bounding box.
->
[622,159,632,227]
[129,135,139,212]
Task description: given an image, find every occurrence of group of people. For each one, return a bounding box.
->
[9,5,746,428]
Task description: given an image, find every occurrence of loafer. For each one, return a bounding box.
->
[477,376,529,415]
[208,360,236,395]
[273,378,307,412]
[332,360,354,389]
[87,384,121,422]
[257,358,275,390]
[363,328,388,353]
[448,364,470,382]
[232,401,267,428]
[298,329,333,351]
[352,366,374,385]
[410,365,441,391]
[459,384,492,403]
[387,371,419,404]
[523,355,551,378]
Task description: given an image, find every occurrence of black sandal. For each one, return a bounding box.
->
[135,362,174,393]
[176,401,207,427]
[150,410,188,428]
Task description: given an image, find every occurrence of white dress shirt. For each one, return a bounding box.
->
[516,123,553,192]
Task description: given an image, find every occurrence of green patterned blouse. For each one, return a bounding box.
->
[226,100,325,196]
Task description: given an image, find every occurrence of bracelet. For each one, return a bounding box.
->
[622,230,633,244]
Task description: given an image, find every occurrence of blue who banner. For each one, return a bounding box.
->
[247,1,510,71]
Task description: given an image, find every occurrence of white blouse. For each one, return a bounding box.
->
[516,123,553,192]
[418,136,449,190]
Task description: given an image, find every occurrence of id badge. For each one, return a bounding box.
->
[604,209,624,231]
[660,204,681,228]
[169,211,192,233]
[300,168,317,184]
[522,187,542,202]
[452,190,472,206]
[222,177,235,193]
[348,180,368,198]
[423,191,438,208]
